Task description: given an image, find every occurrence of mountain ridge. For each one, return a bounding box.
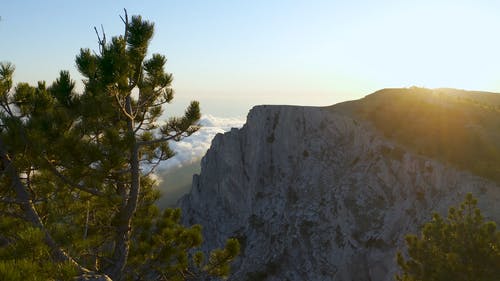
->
[179,88,500,281]
[331,87,500,183]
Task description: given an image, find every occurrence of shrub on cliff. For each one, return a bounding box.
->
[396,193,499,281]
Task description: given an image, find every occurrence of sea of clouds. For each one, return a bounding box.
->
[157,114,246,172]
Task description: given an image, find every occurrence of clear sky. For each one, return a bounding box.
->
[2,0,500,117]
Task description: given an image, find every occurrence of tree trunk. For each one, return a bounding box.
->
[0,137,87,272]
[108,95,141,281]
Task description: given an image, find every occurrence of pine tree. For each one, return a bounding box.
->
[0,10,238,281]
[396,193,500,281]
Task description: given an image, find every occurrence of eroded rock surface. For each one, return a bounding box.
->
[179,105,500,281]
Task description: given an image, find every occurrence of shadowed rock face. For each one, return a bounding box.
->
[179,103,500,281]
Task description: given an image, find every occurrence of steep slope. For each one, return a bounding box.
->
[333,87,500,182]
[179,90,500,281]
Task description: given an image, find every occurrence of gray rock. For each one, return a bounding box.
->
[179,105,500,281]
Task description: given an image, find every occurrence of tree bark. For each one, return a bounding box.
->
[108,95,141,281]
[0,137,88,272]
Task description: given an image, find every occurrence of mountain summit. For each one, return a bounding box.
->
[179,88,500,281]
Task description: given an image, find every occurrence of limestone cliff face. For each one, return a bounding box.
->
[179,105,500,281]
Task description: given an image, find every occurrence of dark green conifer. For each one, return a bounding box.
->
[0,9,238,281]
[396,193,500,281]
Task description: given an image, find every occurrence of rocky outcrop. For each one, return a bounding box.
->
[179,105,500,281]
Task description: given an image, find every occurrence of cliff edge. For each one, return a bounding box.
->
[179,89,500,281]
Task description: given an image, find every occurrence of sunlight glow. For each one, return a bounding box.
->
[2,1,500,116]
[334,2,500,92]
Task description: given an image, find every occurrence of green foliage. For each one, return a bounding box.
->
[0,218,78,281]
[396,193,500,281]
[0,10,238,281]
[127,208,239,280]
[204,238,240,278]
[334,87,500,183]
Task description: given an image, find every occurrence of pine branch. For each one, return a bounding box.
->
[42,157,104,196]
[133,113,147,134]
[136,131,185,147]
[119,8,128,26]
[132,101,158,134]
[136,88,164,110]
[120,8,142,97]
[149,99,170,107]
[0,100,15,117]
[0,196,23,204]
[141,149,165,177]
[0,136,90,274]
[94,25,106,54]
[114,93,135,120]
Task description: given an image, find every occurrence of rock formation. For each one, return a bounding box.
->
[179,97,500,280]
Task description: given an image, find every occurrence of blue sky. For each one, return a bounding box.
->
[2,1,500,117]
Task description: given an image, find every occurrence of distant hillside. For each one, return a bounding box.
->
[156,161,201,209]
[332,87,500,183]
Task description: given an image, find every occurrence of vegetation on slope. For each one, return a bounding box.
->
[333,87,500,183]
[396,193,499,281]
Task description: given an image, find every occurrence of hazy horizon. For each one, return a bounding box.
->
[3,1,500,117]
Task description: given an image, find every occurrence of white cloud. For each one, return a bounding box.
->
[156,114,246,172]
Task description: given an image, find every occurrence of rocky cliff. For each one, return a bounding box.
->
[179,96,500,281]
